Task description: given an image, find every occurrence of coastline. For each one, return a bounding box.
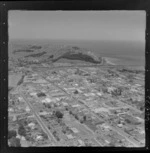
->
[104,57,116,65]
[104,57,145,70]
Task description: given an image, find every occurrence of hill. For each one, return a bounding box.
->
[47,46,102,64]
[10,44,106,65]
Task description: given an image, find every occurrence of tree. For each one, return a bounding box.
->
[37,92,46,97]
[17,75,24,85]
[25,135,31,141]
[74,114,79,120]
[83,115,86,121]
[140,106,144,111]
[74,90,79,94]
[23,120,28,126]
[17,119,24,126]
[18,119,27,126]
[8,130,17,139]
[53,131,57,137]
[125,118,131,124]
[55,111,63,119]
[47,104,51,109]
[9,87,13,91]
[9,137,21,147]
[62,128,66,134]
[80,120,84,124]
[128,74,134,83]
[18,125,26,137]
[102,87,107,93]
[49,55,54,59]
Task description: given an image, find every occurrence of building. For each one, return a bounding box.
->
[28,122,35,129]
[70,127,79,133]
[25,106,30,112]
[66,134,74,139]
[36,135,43,141]
[78,139,85,146]
[30,92,37,96]
[45,98,51,103]
[97,92,103,96]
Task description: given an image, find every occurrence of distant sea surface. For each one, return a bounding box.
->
[9,39,145,67]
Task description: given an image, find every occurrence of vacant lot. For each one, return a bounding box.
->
[9,73,22,88]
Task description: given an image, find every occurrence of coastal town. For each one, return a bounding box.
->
[8,51,145,147]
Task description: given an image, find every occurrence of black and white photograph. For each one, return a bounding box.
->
[8,10,145,147]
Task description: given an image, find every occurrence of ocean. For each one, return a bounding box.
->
[9,39,145,67]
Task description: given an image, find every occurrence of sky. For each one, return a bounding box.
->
[9,11,146,42]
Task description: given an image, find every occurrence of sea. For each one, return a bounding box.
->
[9,39,145,67]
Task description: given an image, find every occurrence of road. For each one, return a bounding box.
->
[31,64,126,72]
[18,85,58,146]
[35,70,141,147]
[81,121,103,146]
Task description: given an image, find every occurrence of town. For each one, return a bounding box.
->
[8,56,145,147]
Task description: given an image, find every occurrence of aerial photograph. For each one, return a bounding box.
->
[8,11,145,147]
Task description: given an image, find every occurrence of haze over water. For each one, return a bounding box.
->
[9,11,145,67]
[9,38,145,67]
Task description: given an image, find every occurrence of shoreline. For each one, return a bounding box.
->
[104,57,116,65]
[104,57,145,70]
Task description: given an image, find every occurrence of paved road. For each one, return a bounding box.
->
[81,121,103,146]
[18,85,58,146]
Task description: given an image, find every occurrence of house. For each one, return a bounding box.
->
[107,87,116,93]
[78,139,85,146]
[45,98,51,103]
[97,92,102,96]
[66,134,74,139]
[72,104,80,108]
[25,106,30,112]
[41,99,46,103]
[30,92,37,96]
[8,108,14,112]
[62,102,68,106]
[70,127,79,133]
[117,123,123,128]
[16,134,21,139]
[18,97,24,101]
[105,140,110,144]
[28,122,35,129]
[36,135,43,141]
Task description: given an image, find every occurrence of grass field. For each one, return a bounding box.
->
[9,74,22,87]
